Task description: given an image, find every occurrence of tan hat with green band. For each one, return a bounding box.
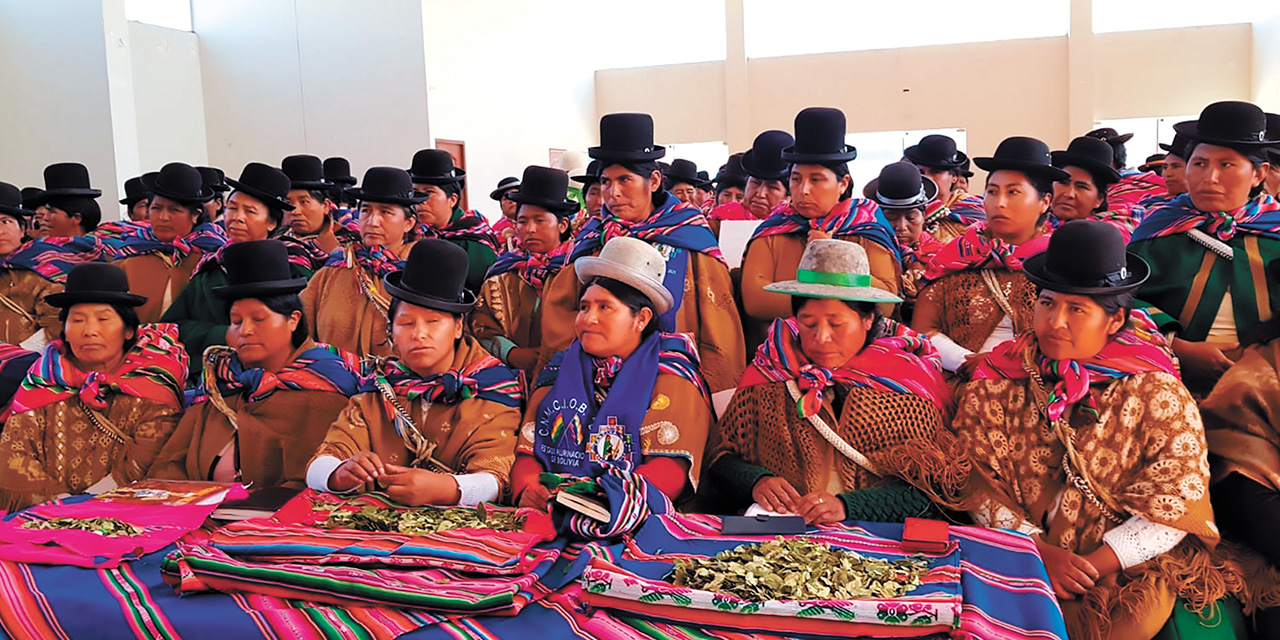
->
[763,239,901,304]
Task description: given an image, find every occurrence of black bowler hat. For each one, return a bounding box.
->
[31,163,102,206]
[781,107,857,164]
[588,113,666,163]
[959,157,974,178]
[1159,131,1192,159]
[212,239,308,300]
[1173,101,1279,149]
[197,167,229,193]
[974,136,1069,183]
[349,167,427,206]
[118,176,151,206]
[20,187,42,209]
[323,157,357,186]
[697,170,710,185]
[408,149,465,186]
[869,162,938,210]
[742,130,795,182]
[0,182,33,220]
[1023,219,1149,296]
[143,163,215,206]
[664,159,707,190]
[489,176,520,201]
[713,154,748,191]
[281,155,331,191]
[1052,136,1123,186]
[507,166,579,216]
[1084,127,1134,145]
[226,163,295,211]
[384,239,475,314]
[46,263,146,308]
[904,134,968,170]
[571,160,602,186]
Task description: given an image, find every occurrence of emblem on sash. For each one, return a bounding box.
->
[589,416,633,465]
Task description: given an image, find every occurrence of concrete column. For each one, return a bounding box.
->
[1065,0,1096,143]
[723,0,752,151]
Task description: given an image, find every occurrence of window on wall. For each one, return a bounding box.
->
[743,0,1068,59]
[1091,116,1196,168]
[585,0,726,69]
[125,0,193,31]
[1092,0,1277,34]
[845,129,967,196]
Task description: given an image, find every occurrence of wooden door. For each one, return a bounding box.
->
[435,139,469,211]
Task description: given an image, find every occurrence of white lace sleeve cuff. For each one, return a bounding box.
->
[306,455,346,493]
[454,472,500,507]
[1102,516,1188,569]
[930,333,974,372]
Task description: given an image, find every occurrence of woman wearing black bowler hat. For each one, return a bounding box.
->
[161,162,327,365]
[407,149,499,293]
[954,220,1246,640]
[904,134,986,245]
[152,240,361,490]
[0,181,104,350]
[300,166,423,359]
[1048,136,1138,241]
[1130,100,1280,396]
[912,135,1066,374]
[472,166,577,376]
[489,175,521,252]
[28,163,104,239]
[741,107,902,346]
[710,130,793,225]
[108,162,227,325]
[867,161,940,320]
[0,263,189,511]
[537,112,746,395]
[570,159,604,227]
[305,239,523,507]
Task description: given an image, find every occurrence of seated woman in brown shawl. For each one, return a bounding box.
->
[471,166,577,376]
[512,237,713,512]
[0,263,188,511]
[912,136,1065,374]
[0,181,103,350]
[300,167,421,359]
[305,240,523,507]
[705,239,963,524]
[955,220,1234,640]
[152,240,361,489]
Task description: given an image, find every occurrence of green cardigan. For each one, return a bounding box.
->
[160,261,315,366]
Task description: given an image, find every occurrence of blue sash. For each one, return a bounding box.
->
[533,333,661,478]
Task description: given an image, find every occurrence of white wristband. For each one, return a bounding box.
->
[453,472,500,507]
[930,333,974,372]
[306,455,347,493]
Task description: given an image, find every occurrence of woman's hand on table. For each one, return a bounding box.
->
[330,452,386,492]
[795,491,846,525]
[1034,536,1098,599]
[518,483,552,512]
[380,465,460,506]
[752,476,801,514]
[1172,338,1236,384]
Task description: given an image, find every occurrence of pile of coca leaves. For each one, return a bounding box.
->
[21,517,144,537]
[668,536,929,602]
[313,502,524,536]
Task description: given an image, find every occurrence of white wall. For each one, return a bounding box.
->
[420,0,597,219]
[0,0,124,205]
[193,0,431,180]
[129,21,209,171]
